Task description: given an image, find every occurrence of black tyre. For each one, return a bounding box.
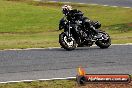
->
[59,32,76,51]
[95,32,111,49]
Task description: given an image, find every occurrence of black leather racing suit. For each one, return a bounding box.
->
[64,9,99,34]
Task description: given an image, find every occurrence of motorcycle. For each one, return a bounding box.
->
[59,16,111,51]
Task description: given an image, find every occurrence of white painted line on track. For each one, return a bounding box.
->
[123,7,131,8]
[0,77,76,84]
[89,4,99,6]
[34,0,41,1]
[0,47,60,51]
[63,2,71,3]
[45,1,132,9]
[48,1,57,3]
[77,3,85,5]
[111,6,118,8]
[0,44,132,51]
[126,43,132,45]
[112,43,132,45]
[103,5,109,7]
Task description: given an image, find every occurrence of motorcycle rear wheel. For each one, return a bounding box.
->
[95,31,111,49]
[59,32,77,51]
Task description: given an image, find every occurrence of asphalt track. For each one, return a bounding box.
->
[0,0,132,83]
[0,45,132,82]
[48,0,132,7]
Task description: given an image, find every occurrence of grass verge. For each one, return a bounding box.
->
[0,0,132,50]
[0,80,76,88]
[0,80,132,88]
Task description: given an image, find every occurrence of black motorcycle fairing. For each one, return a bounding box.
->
[59,16,97,41]
[92,21,101,29]
[59,17,67,30]
[82,17,91,29]
[82,17,101,29]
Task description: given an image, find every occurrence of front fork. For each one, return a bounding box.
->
[68,21,72,37]
[64,21,72,42]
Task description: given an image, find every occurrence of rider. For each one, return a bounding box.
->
[62,5,83,21]
[61,5,101,38]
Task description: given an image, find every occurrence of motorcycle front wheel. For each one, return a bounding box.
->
[59,32,76,51]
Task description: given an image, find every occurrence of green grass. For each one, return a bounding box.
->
[0,79,131,88]
[0,80,76,88]
[0,32,59,49]
[106,23,132,44]
[0,0,61,33]
[0,0,132,49]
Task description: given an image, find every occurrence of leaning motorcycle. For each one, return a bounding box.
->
[59,16,111,51]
